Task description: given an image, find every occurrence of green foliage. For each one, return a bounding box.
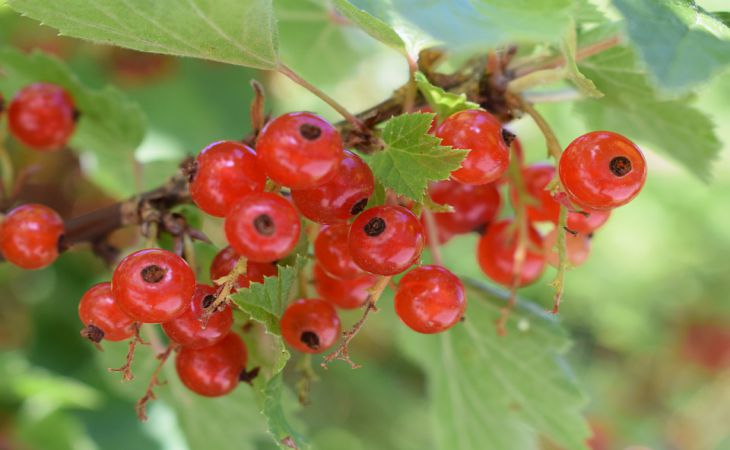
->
[562,21,602,99]
[414,71,480,119]
[332,0,407,56]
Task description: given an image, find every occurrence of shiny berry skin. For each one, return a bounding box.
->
[313,263,376,310]
[280,299,341,354]
[435,110,510,185]
[209,246,278,290]
[477,220,546,287]
[78,282,135,342]
[162,284,233,349]
[394,265,466,334]
[348,206,425,276]
[256,112,343,189]
[314,224,364,279]
[428,179,501,234]
[189,141,266,217]
[559,131,647,210]
[7,83,76,151]
[543,229,591,268]
[175,332,247,397]
[0,203,64,269]
[111,248,195,323]
[225,192,301,263]
[291,150,374,224]
[567,208,610,235]
[511,163,561,223]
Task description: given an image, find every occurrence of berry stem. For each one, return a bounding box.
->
[135,342,177,421]
[294,353,319,406]
[205,256,247,322]
[249,79,266,137]
[550,207,569,314]
[0,127,14,201]
[108,322,147,381]
[511,34,621,77]
[422,208,444,267]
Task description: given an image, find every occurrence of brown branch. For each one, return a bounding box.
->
[135,343,177,421]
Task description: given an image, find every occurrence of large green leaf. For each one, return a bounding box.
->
[331,0,407,56]
[7,0,279,69]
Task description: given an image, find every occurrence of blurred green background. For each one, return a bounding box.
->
[1,1,729,449]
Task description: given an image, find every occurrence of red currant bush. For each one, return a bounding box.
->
[162,284,233,349]
[189,141,266,217]
[78,282,135,343]
[313,263,376,310]
[256,112,343,189]
[314,224,364,279]
[435,109,510,185]
[225,192,301,263]
[477,220,546,287]
[291,150,374,224]
[209,246,278,290]
[348,205,425,276]
[559,131,647,210]
[394,265,466,334]
[428,179,501,234]
[0,203,64,269]
[512,163,561,223]
[175,332,248,397]
[280,298,341,354]
[7,83,77,151]
[111,248,195,323]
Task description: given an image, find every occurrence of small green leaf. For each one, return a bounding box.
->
[366,113,467,202]
[414,71,480,119]
[260,373,309,450]
[331,0,407,56]
[561,21,602,98]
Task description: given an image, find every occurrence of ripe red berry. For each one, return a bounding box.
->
[313,263,376,310]
[7,83,77,151]
[162,284,233,349]
[111,248,195,323]
[681,321,730,372]
[225,192,301,263]
[567,207,610,235]
[256,112,343,189]
[209,246,278,290]
[559,131,647,210]
[394,265,466,334]
[291,150,374,224]
[477,220,546,287]
[176,332,248,397]
[428,179,501,234]
[435,109,510,185]
[0,203,64,269]
[78,282,135,343]
[189,141,266,217]
[348,206,425,276]
[543,229,591,268]
[511,163,561,223]
[314,224,364,279]
[280,299,341,354]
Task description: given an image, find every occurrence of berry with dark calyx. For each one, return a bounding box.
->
[176,332,248,397]
[567,207,610,235]
[313,263,377,310]
[189,141,266,217]
[162,284,233,349]
[511,163,561,223]
[543,229,591,268]
[559,131,647,210]
[225,192,301,263]
[0,203,64,269]
[78,282,135,343]
[394,265,466,334]
[477,220,546,287]
[291,150,374,224]
[7,83,77,151]
[348,205,425,276]
[111,248,196,323]
[314,224,365,279]
[435,109,510,185]
[209,246,278,290]
[256,112,343,189]
[428,179,501,235]
[280,299,341,354]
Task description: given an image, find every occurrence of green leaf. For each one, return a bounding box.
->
[261,373,308,450]
[414,71,480,119]
[561,21,602,98]
[331,0,407,56]
[366,112,466,202]
[714,11,730,28]
[399,280,590,450]
[0,48,145,198]
[613,0,730,93]
[7,0,279,70]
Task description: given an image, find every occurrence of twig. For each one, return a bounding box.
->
[108,322,147,381]
[511,35,621,77]
[135,343,177,421]
[204,256,247,323]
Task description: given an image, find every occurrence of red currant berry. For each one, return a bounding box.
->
[681,321,730,372]
[511,163,561,223]
[428,179,501,234]
[176,332,247,397]
[280,299,341,354]
[78,282,135,343]
[435,109,510,185]
[477,220,546,287]
[543,229,591,268]
[313,263,376,310]
[7,83,77,151]
[209,246,278,290]
[189,141,266,217]
[559,131,647,210]
[0,204,64,269]
[291,150,374,224]
[225,193,301,263]
[394,265,466,334]
[111,248,195,323]
[567,207,610,235]
[162,284,233,349]
[348,206,425,276]
[314,224,364,279]
[256,112,343,189]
